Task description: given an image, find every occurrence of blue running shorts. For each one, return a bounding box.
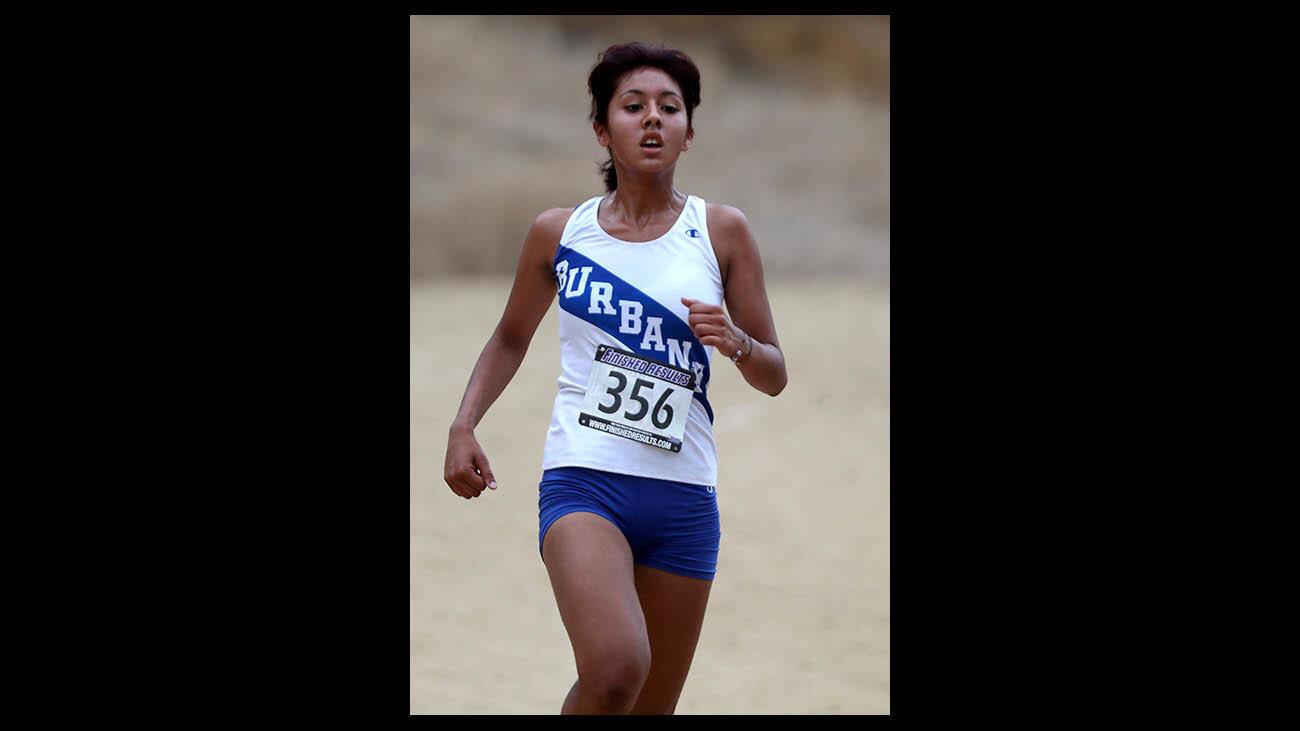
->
[538,466,721,581]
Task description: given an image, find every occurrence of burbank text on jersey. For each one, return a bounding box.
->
[555,254,707,398]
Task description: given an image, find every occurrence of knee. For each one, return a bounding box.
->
[581,644,651,712]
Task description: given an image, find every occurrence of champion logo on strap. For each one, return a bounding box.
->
[686,229,700,238]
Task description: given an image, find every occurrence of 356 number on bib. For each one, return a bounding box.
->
[579,345,696,453]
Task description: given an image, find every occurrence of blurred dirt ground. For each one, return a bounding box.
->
[410,15,889,281]
[410,276,889,714]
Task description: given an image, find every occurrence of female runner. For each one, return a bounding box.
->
[444,42,787,714]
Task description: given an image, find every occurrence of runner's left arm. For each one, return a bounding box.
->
[689,204,787,397]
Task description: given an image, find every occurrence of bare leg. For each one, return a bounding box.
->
[628,565,714,714]
[543,512,652,715]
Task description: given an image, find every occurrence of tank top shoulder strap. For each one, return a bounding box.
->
[687,193,708,221]
[559,196,603,248]
[679,195,722,286]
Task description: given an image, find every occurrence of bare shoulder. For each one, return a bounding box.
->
[534,206,576,236]
[705,202,752,241]
[523,206,576,267]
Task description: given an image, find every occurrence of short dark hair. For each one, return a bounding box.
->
[587,42,702,193]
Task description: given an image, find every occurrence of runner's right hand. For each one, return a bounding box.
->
[444,426,498,500]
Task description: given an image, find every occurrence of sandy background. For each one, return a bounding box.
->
[411,14,889,714]
[410,15,889,280]
[410,278,889,714]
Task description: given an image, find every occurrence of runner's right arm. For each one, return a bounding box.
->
[444,208,571,500]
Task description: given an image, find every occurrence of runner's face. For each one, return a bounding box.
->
[596,66,693,175]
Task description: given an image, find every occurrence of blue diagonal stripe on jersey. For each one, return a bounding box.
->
[555,245,714,424]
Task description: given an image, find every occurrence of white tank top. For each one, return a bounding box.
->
[542,193,724,486]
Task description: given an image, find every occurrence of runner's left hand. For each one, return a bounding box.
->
[682,297,746,357]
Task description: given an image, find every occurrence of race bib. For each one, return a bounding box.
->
[579,344,696,453]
